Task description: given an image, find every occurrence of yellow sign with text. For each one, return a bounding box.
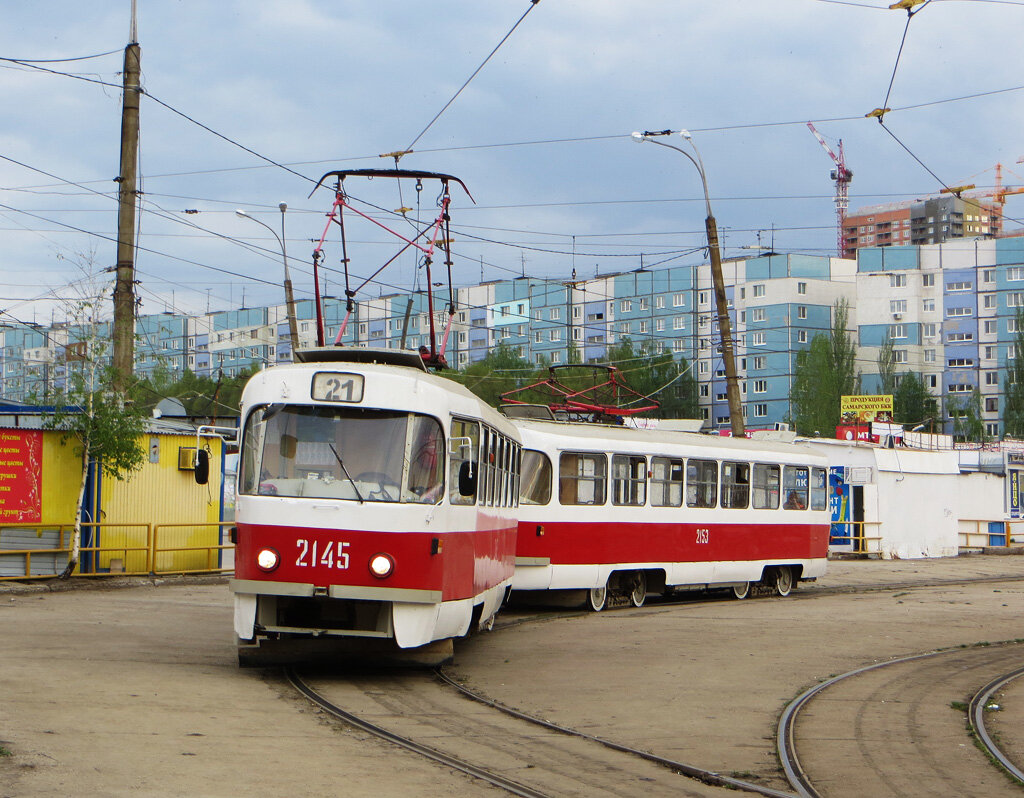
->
[841,394,893,423]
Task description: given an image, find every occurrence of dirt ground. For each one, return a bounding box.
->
[2,554,1023,797]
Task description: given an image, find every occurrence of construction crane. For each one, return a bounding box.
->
[807,122,853,257]
[957,163,1024,236]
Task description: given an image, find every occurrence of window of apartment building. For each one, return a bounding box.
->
[754,403,768,418]
[983,294,997,309]
[639,320,649,334]
[672,340,685,353]
[894,350,908,364]
[983,268,997,283]
[655,296,665,309]
[922,273,935,287]
[549,329,561,342]
[946,281,972,292]
[984,320,998,335]
[549,307,560,320]
[986,371,1000,385]
[797,330,808,344]
[890,274,907,288]
[673,316,686,330]
[753,356,766,369]
[619,322,631,334]
[699,361,709,375]
[948,384,972,393]
[924,349,936,363]
[922,298,935,313]
[700,338,711,350]
[551,350,562,364]
[797,282,807,295]
[927,374,938,388]
[1009,292,1024,308]
[1011,318,1021,334]
[655,318,665,332]
[638,297,649,311]
[797,306,807,319]
[948,358,974,367]
[533,309,542,320]
[947,307,973,317]
[986,422,1000,437]
[751,308,766,323]
[700,384,709,397]
[890,299,907,314]
[752,284,766,298]
[889,324,906,338]
[534,331,542,344]
[751,332,766,346]
[921,323,936,338]
[699,314,710,327]
[716,392,728,402]
[459,331,468,343]
[620,300,631,313]
[699,291,710,305]
[753,379,767,393]
[672,293,686,307]
[573,306,582,319]
[947,332,973,342]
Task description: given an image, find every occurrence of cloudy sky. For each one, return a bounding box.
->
[2,0,1023,324]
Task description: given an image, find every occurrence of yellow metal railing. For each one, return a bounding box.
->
[0,521,236,581]
[958,519,1024,549]
[829,520,882,554]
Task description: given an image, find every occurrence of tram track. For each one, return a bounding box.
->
[776,641,1024,798]
[969,665,1024,785]
[285,666,794,797]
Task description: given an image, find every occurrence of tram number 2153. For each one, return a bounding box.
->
[695,528,710,545]
[296,539,350,569]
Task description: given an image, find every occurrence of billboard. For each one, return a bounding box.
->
[0,430,43,522]
[841,394,893,424]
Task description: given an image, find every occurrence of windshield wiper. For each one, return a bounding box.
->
[329,443,364,504]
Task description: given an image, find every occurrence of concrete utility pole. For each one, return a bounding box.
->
[632,129,746,437]
[112,3,141,393]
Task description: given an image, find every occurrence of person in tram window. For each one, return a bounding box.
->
[784,490,805,510]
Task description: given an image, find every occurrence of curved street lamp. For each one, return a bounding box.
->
[632,129,746,437]
[236,206,300,357]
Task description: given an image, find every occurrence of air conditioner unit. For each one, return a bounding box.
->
[892,313,903,320]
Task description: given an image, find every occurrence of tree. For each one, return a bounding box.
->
[38,284,147,577]
[603,338,698,419]
[1004,308,1024,439]
[946,388,986,444]
[789,298,859,436]
[876,335,896,396]
[444,343,533,407]
[892,372,938,426]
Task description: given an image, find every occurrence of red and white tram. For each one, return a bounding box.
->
[511,417,830,610]
[229,348,521,665]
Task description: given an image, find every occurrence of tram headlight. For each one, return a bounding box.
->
[256,548,280,572]
[368,553,394,579]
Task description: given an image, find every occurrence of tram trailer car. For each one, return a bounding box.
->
[511,418,830,610]
[230,349,521,666]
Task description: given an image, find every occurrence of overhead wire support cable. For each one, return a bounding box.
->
[403,0,542,153]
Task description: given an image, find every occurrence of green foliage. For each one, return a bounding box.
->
[893,372,938,427]
[602,338,698,419]
[443,343,533,407]
[131,364,260,419]
[789,298,859,436]
[44,366,148,480]
[877,335,896,396]
[1004,309,1024,439]
[947,388,986,444]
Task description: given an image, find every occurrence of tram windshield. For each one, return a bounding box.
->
[239,405,444,503]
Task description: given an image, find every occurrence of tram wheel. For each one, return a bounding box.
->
[629,571,647,608]
[732,581,751,600]
[773,566,794,598]
[587,584,608,612]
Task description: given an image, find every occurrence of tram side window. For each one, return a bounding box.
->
[404,415,444,503]
[721,461,750,509]
[520,449,552,505]
[238,407,266,496]
[686,459,718,508]
[559,452,606,506]
[752,463,780,509]
[810,467,828,511]
[612,454,647,506]
[449,418,479,505]
[783,466,809,510]
[650,457,683,507]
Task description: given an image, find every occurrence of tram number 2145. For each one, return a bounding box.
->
[695,528,710,545]
[296,539,350,569]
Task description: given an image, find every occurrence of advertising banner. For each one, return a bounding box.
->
[0,430,43,522]
[840,394,893,424]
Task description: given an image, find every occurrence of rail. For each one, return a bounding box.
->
[829,520,882,554]
[958,519,1024,550]
[0,521,236,581]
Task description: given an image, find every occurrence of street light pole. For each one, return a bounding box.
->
[236,208,301,358]
[632,129,746,437]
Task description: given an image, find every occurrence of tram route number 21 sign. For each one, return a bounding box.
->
[0,430,42,523]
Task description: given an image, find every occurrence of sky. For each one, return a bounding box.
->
[2,0,1024,326]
